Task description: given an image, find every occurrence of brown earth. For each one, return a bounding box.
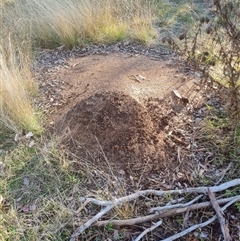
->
[35,46,240,240]
[36,50,207,187]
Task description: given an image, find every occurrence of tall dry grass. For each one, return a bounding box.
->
[0,37,41,133]
[2,0,157,48]
[0,0,157,133]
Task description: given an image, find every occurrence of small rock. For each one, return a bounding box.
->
[119,169,125,175]
[199,232,208,239]
[25,132,33,139]
[195,117,202,123]
[0,162,5,173]
[30,204,37,211]
[16,197,22,202]
[29,140,35,148]
[196,86,201,91]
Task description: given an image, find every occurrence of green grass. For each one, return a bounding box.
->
[0,140,86,240]
[155,0,202,31]
[198,106,240,166]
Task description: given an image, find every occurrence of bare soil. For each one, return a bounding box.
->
[36,49,206,188]
[34,44,240,240]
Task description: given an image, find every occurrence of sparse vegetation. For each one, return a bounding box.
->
[0,0,240,240]
[170,0,240,124]
[164,0,240,157]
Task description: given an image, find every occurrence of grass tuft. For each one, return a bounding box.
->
[0,37,42,134]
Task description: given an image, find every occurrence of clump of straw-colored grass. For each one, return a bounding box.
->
[0,36,41,133]
[0,0,157,132]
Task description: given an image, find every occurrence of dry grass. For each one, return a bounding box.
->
[0,0,157,133]
[0,0,158,239]
[0,37,42,133]
[1,0,157,48]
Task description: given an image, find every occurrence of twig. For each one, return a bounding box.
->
[215,162,232,185]
[71,180,240,239]
[149,194,203,213]
[160,196,240,241]
[182,207,191,229]
[129,74,148,83]
[208,188,232,241]
[134,220,163,241]
[94,196,240,227]
[73,199,90,215]
[70,204,114,241]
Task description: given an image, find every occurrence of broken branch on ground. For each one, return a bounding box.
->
[70,179,240,241]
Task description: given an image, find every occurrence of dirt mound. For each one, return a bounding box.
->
[57,91,172,177]
[37,51,205,186]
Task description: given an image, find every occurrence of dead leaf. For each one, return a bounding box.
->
[173,89,182,99]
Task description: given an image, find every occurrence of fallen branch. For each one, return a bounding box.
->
[208,188,231,241]
[79,179,240,207]
[134,220,163,241]
[70,179,240,240]
[160,196,240,241]
[70,204,114,241]
[94,196,240,227]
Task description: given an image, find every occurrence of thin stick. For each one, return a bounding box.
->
[215,162,232,185]
[160,196,240,241]
[70,204,114,241]
[208,188,232,241]
[134,220,163,241]
[94,196,240,227]
[149,194,203,213]
[73,199,90,215]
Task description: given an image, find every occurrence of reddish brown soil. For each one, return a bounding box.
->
[40,52,205,186]
[36,48,240,240]
[57,91,170,176]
